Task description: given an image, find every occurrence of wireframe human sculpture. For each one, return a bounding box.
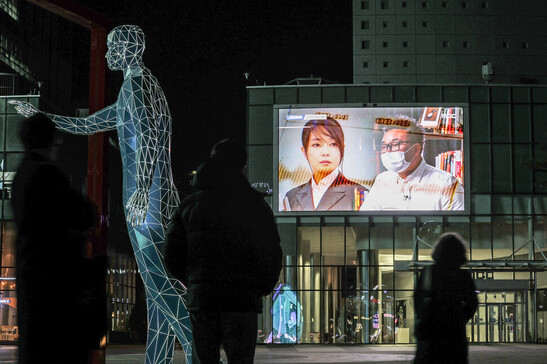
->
[11,25,192,364]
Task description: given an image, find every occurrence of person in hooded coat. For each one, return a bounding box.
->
[413,232,478,364]
[165,139,282,364]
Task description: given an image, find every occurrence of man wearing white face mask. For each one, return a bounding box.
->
[360,117,464,211]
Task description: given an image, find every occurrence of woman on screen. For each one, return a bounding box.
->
[282,117,368,211]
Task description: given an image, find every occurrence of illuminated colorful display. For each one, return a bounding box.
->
[11,25,191,364]
[267,284,303,343]
[277,106,465,213]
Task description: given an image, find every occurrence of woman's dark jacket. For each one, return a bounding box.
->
[414,264,478,364]
[165,160,282,313]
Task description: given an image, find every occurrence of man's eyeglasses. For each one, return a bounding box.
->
[379,141,413,153]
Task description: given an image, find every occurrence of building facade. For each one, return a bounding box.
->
[353,0,547,84]
[247,84,547,344]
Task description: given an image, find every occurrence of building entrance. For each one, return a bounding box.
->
[470,291,526,343]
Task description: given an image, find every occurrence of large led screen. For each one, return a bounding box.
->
[277,106,466,213]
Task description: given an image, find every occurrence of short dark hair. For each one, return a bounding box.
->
[301,117,345,160]
[210,138,247,170]
[19,113,56,150]
[432,232,468,267]
[381,115,425,150]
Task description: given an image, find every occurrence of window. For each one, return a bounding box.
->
[363,61,369,68]
[383,61,389,68]
[402,21,408,28]
[403,41,409,48]
[463,41,469,48]
[503,42,509,49]
[462,1,468,8]
[422,21,430,28]
[481,2,488,8]
[383,21,389,28]
[383,41,389,48]
[403,61,409,68]
[422,1,429,8]
[522,42,529,49]
[361,1,370,10]
[361,20,370,29]
[402,1,409,8]
[442,1,448,7]
[443,41,450,48]
[0,33,33,80]
[0,0,18,20]
[361,40,370,49]
[381,1,390,9]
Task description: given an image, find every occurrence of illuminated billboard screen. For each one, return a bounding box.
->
[276,106,467,213]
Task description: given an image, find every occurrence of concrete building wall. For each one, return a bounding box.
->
[352,0,547,84]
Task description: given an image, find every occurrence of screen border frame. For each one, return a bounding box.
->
[272,102,470,216]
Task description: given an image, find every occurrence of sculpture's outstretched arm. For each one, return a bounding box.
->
[9,100,117,135]
[125,86,159,227]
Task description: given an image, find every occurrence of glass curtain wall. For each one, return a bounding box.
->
[257,213,547,344]
[108,250,138,334]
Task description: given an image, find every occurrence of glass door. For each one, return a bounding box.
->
[472,303,487,342]
[487,304,500,342]
[500,304,514,342]
[470,291,526,343]
[514,302,525,342]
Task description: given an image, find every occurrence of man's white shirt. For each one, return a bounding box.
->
[360,159,464,211]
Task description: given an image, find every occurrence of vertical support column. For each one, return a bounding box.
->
[529,219,537,342]
[359,249,378,343]
[298,240,310,343]
[311,253,321,342]
[284,255,295,288]
[87,25,109,364]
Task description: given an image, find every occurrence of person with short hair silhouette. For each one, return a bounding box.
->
[413,232,478,364]
[12,113,99,364]
[165,139,282,364]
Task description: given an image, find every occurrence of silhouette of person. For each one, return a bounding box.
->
[12,113,98,364]
[10,25,192,363]
[413,232,478,364]
[165,139,282,364]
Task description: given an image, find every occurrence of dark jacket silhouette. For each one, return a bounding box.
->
[165,158,282,312]
[414,233,478,364]
[11,114,98,364]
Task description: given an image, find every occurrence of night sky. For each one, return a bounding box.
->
[53,0,352,312]
[70,0,352,187]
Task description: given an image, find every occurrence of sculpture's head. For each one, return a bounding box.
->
[106,25,145,71]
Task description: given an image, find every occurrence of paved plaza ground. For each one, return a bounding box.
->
[0,343,546,363]
[105,343,547,364]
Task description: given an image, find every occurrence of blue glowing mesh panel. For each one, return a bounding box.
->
[268,284,303,343]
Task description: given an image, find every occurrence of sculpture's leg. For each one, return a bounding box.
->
[162,295,192,364]
[149,274,193,363]
[129,224,193,363]
[145,294,176,364]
